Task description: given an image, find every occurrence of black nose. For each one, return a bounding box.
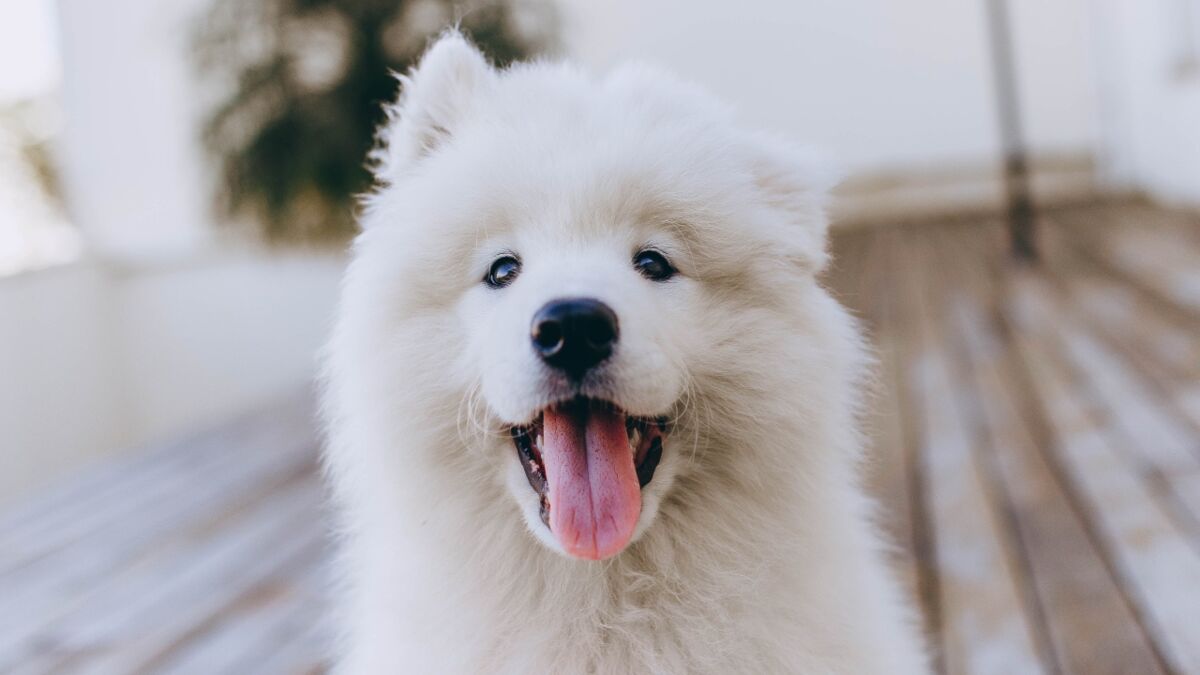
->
[531,298,619,379]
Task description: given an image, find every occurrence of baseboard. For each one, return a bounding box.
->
[830,154,1105,228]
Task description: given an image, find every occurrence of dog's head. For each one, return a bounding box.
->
[341,33,837,561]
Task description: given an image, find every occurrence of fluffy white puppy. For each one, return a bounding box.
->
[322,31,929,674]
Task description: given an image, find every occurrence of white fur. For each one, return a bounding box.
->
[322,31,929,674]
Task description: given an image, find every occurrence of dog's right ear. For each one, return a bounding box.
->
[372,31,494,183]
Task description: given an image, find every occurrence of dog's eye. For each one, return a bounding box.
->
[485,255,521,288]
[633,250,675,281]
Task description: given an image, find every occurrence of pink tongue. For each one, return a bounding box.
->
[541,404,642,560]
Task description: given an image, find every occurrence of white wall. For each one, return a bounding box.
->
[559,0,1100,174]
[0,253,344,506]
[52,0,1106,191]
[1006,0,1101,156]
[114,253,344,446]
[56,0,215,261]
[1090,0,1200,204]
[0,263,128,502]
[55,0,1109,242]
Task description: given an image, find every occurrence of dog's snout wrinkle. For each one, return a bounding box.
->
[531,298,619,380]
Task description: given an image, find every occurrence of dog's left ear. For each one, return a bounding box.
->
[373,31,495,183]
[747,138,839,273]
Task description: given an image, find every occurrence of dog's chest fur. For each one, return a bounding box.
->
[345,461,915,674]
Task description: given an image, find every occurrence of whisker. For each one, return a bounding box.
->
[456,379,511,450]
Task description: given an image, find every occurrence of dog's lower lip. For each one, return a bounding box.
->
[511,426,550,528]
[511,427,547,493]
[511,400,667,529]
[636,436,663,487]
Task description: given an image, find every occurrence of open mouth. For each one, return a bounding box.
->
[510,398,666,560]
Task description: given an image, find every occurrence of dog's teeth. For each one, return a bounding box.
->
[535,434,542,448]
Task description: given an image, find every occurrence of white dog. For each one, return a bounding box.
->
[322,31,929,674]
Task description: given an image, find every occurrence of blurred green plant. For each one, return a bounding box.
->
[195,0,554,243]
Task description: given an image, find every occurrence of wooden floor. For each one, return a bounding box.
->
[2,202,1199,673]
[0,399,332,674]
[828,202,1200,675]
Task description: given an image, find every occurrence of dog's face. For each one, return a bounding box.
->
[349,34,832,561]
[457,200,697,560]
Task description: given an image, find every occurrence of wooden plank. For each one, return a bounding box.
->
[902,231,1047,675]
[0,424,310,588]
[1056,208,1200,325]
[1037,222,1200,532]
[824,228,872,316]
[1058,273,1200,382]
[0,394,315,571]
[1008,276,1200,674]
[0,404,319,658]
[0,443,176,536]
[1098,227,1200,315]
[830,226,924,599]
[0,474,325,672]
[248,616,332,675]
[860,227,924,605]
[876,227,945,654]
[151,556,330,675]
[0,399,280,538]
[0,454,317,661]
[1044,278,1200,535]
[870,329,921,589]
[1055,322,1200,472]
[1174,471,1200,540]
[944,283,1167,675]
[1049,259,1200,433]
[0,441,206,564]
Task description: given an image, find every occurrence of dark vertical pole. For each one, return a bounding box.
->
[985,0,1038,261]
